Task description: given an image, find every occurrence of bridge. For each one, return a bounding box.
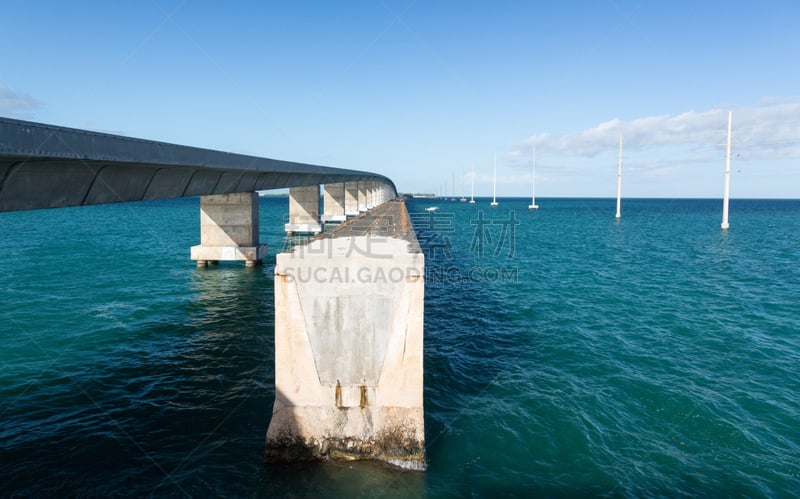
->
[0,117,426,470]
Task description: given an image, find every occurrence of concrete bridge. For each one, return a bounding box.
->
[0,117,425,469]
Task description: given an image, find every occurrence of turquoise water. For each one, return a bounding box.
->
[1,197,799,496]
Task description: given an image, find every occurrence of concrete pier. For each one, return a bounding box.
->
[344,182,359,217]
[366,182,377,210]
[285,185,322,235]
[378,182,391,205]
[321,183,347,223]
[190,192,267,267]
[357,182,368,213]
[266,200,425,470]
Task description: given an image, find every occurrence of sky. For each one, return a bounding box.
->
[2,0,799,198]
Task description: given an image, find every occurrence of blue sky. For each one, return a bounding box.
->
[2,1,799,198]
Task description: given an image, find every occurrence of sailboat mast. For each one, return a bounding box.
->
[531,144,536,205]
[721,111,732,230]
[528,143,539,209]
[491,152,498,206]
[470,163,475,203]
[492,152,497,202]
[615,134,622,220]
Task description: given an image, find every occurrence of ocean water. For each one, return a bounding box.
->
[1,196,799,496]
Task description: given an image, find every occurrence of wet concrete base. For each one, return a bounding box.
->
[265,405,425,470]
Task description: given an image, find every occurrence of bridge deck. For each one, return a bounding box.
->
[0,117,395,212]
[327,200,420,250]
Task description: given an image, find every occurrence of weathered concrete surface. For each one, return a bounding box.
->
[344,182,359,216]
[190,192,267,266]
[267,200,425,470]
[357,183,368,212]
[321,183,346,223]
[366,182,377,210]
[285,185,322,234]
[0,117,397,212]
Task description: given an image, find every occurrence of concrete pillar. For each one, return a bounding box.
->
[267,236,426,470]
[344,182,359,217]
[373,182,380,207]
[376,182,388,206]
[321,183,346,223]
[357,182,368,213]
[190,192,267,267]
[285,185,322,234]
[366,181,376,210]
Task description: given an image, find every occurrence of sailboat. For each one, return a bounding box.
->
[528,143,539,210]
[469,166,476,204]
[490,152,499,206]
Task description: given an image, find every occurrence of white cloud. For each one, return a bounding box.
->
[0,83,40,113]
[513,98,800,162]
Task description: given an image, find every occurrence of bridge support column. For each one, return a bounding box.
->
[357,182,368,213]
[366,181,377,210]
[378,183,390,204]
[267,232,426,470]
[321,183,346,224]
[190,192,267,267]
[285,185,322,235]
[344,182,359,217]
